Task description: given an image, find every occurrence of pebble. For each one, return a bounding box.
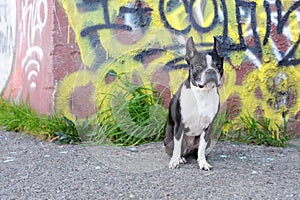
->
[265,157,274,161]
[4,159,14,163]
[128,147,137,152]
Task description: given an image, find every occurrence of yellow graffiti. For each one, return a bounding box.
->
[55,70,99,119]
[56,0,300,132]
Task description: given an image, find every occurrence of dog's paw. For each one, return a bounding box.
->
[169,157,187,169]
[198,159,212,171]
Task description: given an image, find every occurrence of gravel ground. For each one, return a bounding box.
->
[0,130,299,200]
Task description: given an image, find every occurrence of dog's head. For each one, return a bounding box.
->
[185,36,224,89]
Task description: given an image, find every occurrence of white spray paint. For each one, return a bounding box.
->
[21,0,48,89]
[0,0,16,93]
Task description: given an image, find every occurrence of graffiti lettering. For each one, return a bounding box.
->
[158,0,300,67]
[164,57,187,71]
[189,0,219,33]
[134,48,166,64]
[21,0,48,88]
[278,36,300,66]
[0,26,13,54]
[159,0,191,34]
[119,0,153,29]
[263,0,271,46]
[79,0,155,68]
[79,0,132,37]
[275,0,300,66]
[63,0,300,72]
[77,0,102,12]
[87,32,108,69]
[276,0,300,34]
[78,0,300,69]
[263,0,300,66]
[0,0,16,93]
[238,0,261,58]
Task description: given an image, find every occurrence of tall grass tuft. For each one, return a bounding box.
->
[88,79,167,146]
[220,112,289,147]
[238,114,288,147]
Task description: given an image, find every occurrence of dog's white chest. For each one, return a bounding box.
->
[180,84,219,135]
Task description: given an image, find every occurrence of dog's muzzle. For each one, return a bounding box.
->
[197,69,221,88]
[206,69,220,85]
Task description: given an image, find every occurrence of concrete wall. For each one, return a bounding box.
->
[1,0,300,133]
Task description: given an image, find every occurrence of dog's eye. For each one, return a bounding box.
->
[191,65,199,70]
[194,65,202,69]
[216,63,222,68]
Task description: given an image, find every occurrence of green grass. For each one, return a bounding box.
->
[211,110,228,140]
[219,112,289,147]
[87,78,167,146]
[0,86,290,148]
[0,98,81,144]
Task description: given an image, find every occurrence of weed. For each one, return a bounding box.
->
[220,112,289,147]
[211,110,228,141]
[53,116,81,145]
[89,78,167,146]
[0,89,289,147]
[239,114,288,147]
[0,98,81,144]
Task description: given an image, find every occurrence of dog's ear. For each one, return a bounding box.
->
[185,37,196,64]
[212,36,224,76]
[212,36,223,59]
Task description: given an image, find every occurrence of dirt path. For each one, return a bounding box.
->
[1,130,299,199]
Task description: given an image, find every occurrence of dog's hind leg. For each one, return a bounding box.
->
[168,123,186,169]
[164,123,175,157]
[197,131,212,171]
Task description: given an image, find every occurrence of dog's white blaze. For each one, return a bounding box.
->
[196,54,221,87]
[180,84,219,136]
[206,54,213,67]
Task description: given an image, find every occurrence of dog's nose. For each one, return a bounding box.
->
[206,69,216,75]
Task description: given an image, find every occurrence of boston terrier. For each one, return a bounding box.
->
[164,36,224,170]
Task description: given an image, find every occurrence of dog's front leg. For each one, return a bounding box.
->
[197,132,212,170]
[169,124,186,169]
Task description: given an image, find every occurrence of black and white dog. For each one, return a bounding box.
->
[164,36,224,170]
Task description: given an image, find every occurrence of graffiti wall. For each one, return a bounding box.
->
[0,0,16,94]
[1,0,54,114]
[1,0,300,133]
